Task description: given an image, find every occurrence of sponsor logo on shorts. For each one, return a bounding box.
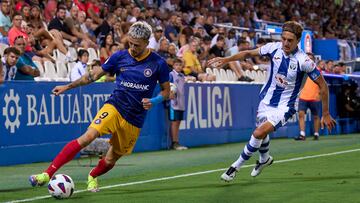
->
[94,119,102,124]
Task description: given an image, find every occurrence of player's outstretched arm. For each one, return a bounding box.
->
[313,75,337,131]
[207,48,260,68]
[52,65,106,96]
[142,81,170,110]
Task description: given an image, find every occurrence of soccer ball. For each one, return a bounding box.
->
[170,83,177,94]
[48,174,75,199]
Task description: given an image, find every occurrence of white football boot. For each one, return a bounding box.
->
[251,156,274,177]
[221,166,238,182]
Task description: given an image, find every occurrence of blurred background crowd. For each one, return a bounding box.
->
[0,0,358,83]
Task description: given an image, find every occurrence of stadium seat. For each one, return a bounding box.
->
[33,60,47,81]
[43,61,58,81]
[56,49,67,62]
[212,68,221,82]
[205,67,213,75]
[87,47,99,63]
[219,69,228,81]
[226,69,237,81]
[0,43,8,56]
[56,61,69,80]
[68,47,78,62]
[33,60,44,77]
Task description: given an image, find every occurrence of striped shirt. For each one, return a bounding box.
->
[258,42,320,111]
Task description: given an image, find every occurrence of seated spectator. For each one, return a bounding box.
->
[99,33,114,64]
[44,0,57,23]
[21,4,31,23]
[225,28,237,49]
[324,60,334,73]
[210,27,226,48]
[113,19,124,43]
[157,37,170,59]
[225,39,253,82]
[13,36,40,80]
[203,15,217,38]
[165,14,179,44]
[80,16,96,41]
[166,43,178,69]
[0,47,21,83]
[147,26,163,51]
[70,49,89,81]
[318,60,326,72]
[94,13,116,45]
[8,13,45,63]
[26,23,69,62]
[0,1,11,44]
[48,5,81,47]
[209,35,226,59]
[64,6,97,49]
[333,62,346,74]
[182,38,215,82]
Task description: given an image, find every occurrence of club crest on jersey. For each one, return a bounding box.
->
[289,62,297,71]
[275,73,288,88]
[144,68,152,77]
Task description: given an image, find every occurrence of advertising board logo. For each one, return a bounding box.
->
[2,89,22,133]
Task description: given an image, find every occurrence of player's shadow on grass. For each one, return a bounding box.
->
[260,174,360,184]
[97,181,254,196]
[0,187,35,193]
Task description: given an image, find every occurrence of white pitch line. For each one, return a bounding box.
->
[7,148,360,203]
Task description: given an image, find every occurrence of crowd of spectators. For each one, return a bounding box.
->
[0,0,359,83]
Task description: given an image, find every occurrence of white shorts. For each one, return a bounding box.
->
[256,102,296,130]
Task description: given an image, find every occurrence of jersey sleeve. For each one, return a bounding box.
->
[102,51,120,75]
[301,56,321,81]
[158,59,169,84]
[169,72,174,83]
[259,42,279,57]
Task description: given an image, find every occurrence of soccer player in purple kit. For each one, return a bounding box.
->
[29,21,170,192]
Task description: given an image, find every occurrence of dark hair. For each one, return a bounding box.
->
[237,38,248,46]
[77,49,89,59]
[173,58,183,65]
[217,36,225,41]
[109,43,119,50]
[57,4,66,12]
[282,21,303,40]
[4,47,20,56]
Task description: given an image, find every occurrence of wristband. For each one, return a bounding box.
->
[149,95,164,105]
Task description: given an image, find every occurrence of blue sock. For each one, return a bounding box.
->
[232,135,262,169]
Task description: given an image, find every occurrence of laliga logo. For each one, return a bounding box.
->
[2,89,22,133]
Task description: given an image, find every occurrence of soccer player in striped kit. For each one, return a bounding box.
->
[208,21,336,182]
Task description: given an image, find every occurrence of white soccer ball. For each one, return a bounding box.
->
[48,174,75,199]
[170,83,177,93]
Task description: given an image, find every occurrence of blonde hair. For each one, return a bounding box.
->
[128,21,152,40]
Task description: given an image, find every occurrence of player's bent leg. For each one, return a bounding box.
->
[221,122,274,182]
[29,129,99,187]
[87,146,122,192]
[250,122,275,177]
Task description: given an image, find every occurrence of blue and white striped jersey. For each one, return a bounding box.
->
[258,42,320,111]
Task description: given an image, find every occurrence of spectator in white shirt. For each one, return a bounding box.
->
[70,49,89,81]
